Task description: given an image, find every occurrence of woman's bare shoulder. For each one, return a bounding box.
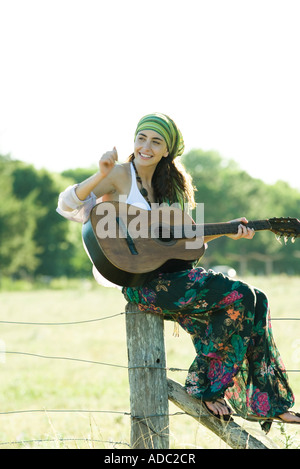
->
[115,161,131,174]
[112,162,131,192]
[110,161,131,183]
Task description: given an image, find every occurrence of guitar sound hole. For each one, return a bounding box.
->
[153,225,176,245]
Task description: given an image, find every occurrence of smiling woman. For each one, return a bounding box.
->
[56,112,300,429]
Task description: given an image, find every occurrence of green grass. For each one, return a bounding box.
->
[0,276,299,449]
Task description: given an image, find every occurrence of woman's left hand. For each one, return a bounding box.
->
[226,217,255,240]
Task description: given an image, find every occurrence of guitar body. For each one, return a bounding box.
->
[82,201,300,287]
[82,217,154,286]
[82,201,204,287]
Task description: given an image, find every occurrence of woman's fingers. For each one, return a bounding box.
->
[112,146,118,161]
[99,147,118,175]
[227,220,255,240]
[236,224,255,239]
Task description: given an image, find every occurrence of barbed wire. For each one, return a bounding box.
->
[0,309,299,449]
[0,408,131,416]
[0,437,131,448]
[1,349,299,373]
[0,313,298,326]
[1,311,299,375]
[1,350,128,368]
[0,408,186,417]
[0,410,194,449]
[0,312,125,326]
[0,405,298,449]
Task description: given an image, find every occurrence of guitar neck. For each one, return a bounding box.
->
[154,219,272,239]
[202,219,272,237]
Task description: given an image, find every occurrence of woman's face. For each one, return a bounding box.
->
[134,129,169,166]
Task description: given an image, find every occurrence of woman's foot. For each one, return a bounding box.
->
[277,411,300,424]
[204,398,233,420]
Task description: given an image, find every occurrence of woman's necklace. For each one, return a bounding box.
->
[132,160,152,206]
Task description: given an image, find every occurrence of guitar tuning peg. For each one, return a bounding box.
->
[292,237,296,243]
[284,236,288,245]
[276,235,282,244]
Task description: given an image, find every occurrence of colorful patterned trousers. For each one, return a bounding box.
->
[123,267,294,422]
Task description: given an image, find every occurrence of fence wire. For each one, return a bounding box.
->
[0,309,299,448]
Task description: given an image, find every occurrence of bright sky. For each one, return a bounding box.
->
[1,0,300,190]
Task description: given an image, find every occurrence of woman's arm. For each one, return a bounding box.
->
[75,147,119,202]
[56,147,122,222]
[204,217,255,243]
[59,147,120,215]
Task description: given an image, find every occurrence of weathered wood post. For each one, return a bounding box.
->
[125,302,169,449]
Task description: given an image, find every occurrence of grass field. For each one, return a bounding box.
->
[0,275,299,449]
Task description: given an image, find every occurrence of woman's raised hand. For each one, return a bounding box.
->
[99,147,118,177]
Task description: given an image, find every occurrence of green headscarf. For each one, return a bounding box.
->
[134,113,185,160]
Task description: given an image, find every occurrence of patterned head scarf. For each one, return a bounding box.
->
[134,113,185,160]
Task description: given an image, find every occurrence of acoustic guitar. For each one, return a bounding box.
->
[82,201,300,287]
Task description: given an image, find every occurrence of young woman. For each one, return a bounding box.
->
[57,112,300,430]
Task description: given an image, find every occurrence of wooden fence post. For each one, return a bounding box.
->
[125,302,169,449]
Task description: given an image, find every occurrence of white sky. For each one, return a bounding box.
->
[1,0,300,190]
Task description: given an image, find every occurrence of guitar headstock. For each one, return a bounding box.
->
[269,217,300,244]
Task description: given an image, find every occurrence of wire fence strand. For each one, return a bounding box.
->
[0,312,125,326]
[1,349,299,373]
[0,309,299,449]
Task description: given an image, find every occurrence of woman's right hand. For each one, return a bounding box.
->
[74,147,118,202]
[99,147,118,177]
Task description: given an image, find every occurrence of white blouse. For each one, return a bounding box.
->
[56,184,98,224]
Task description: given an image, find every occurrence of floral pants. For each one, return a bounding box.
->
[123,267,295,423]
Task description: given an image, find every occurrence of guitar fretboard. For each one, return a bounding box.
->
[163,219,272,239]
[202,219,272,237]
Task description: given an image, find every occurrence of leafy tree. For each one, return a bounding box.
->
[182,149,300,274]
[10,161,84,277]
[0,156,42,277]
[62,166,97,182]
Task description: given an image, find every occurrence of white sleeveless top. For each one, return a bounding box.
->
[126,162,151,210]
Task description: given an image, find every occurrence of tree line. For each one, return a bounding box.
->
[1,150,299,281]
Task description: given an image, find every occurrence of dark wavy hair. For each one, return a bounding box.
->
[127,153,196,208]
